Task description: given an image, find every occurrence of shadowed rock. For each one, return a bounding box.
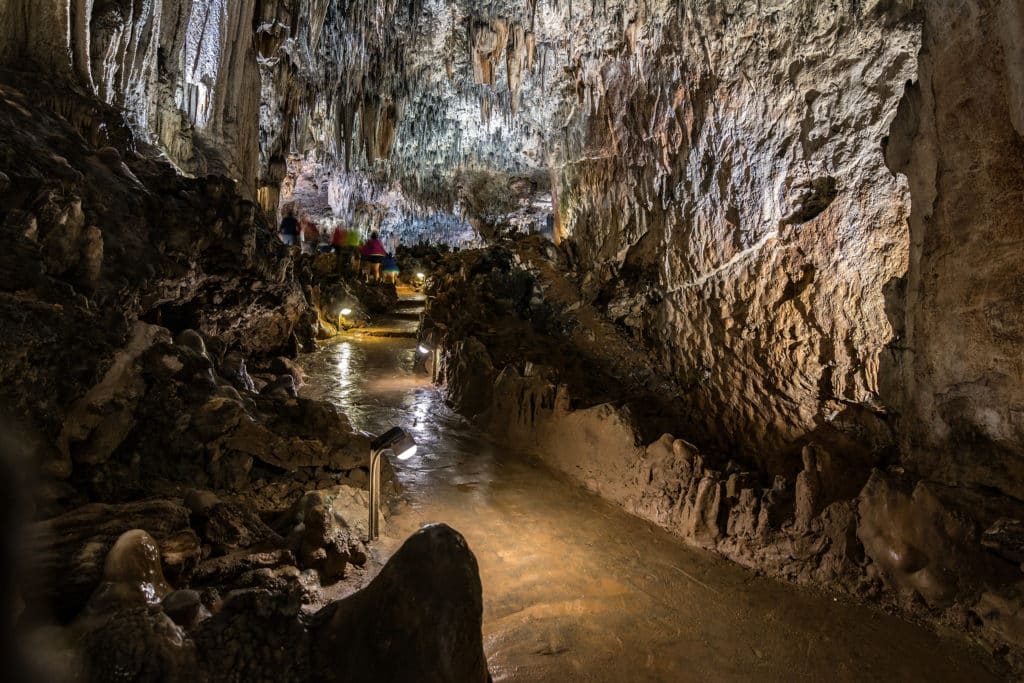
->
[190,524,489,682]
[308,523,489,683]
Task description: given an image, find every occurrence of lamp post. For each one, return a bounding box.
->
[417,341,439,384]
[367,427,417,540]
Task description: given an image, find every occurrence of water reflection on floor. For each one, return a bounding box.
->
[302,333,1000,682]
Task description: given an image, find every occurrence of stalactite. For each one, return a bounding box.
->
[360,93,380,165]
[338,97,357,172]
[525,30,537,73]
[376,98,402,160]
[507,23,526,115]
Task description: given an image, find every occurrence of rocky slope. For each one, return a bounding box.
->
[0,77,487,681]
[0,74,312,493]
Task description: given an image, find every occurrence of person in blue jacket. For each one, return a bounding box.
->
[382,253,400,284]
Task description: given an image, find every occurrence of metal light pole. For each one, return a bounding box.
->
[417,341,439,384]
[367,427,417,541]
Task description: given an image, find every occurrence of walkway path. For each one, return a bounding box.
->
[301,288,1001,682]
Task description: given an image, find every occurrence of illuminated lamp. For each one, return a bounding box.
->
[366,427,417,540]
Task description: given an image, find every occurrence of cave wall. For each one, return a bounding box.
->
[883,0,1024,501]
[0,0,253,184]
[545,0,1024,500]
[551,1,920,476]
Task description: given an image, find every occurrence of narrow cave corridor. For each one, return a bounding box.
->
[301,297,996,681]
[1,0,1023,681]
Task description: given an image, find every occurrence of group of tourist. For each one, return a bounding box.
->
[279,206,400,283]
[277,207,324,255]
[332,225,400,283]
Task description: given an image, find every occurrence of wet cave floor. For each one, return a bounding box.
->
[300,292,1000,683]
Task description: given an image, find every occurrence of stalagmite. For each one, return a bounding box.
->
[2,0,1024,678]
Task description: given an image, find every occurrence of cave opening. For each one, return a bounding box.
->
[1,0,1023,681]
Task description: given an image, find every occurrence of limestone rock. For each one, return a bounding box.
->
[78,608,196,683]
[162,590,208,630]
[445,337,495,418]
[185,492,280,554]
[857,471,980,608]
[983,519,1024,565]
[26,500,192,619]
[279,488,370,583]
[191,549,296,587]
[794,445,823,531]
[59,322,169,466]
[308,524,489,683]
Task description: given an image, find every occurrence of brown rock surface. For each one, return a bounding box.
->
[25,500,193,619]
[882,0,1024,502]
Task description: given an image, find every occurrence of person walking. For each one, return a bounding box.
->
[360,231,388,282]
[332,224,351,273]
[381,252,400,284]
[279,207,299,246]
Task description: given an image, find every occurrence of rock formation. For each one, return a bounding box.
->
[1,0,1023,677]
[0,63,485,681]
[421,234,1024,669]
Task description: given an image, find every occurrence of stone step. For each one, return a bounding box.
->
[359,330,417,339]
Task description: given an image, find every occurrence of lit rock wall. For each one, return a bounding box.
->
[551,1,920,475]
[883,0,1024,501]
[0,0,256,183]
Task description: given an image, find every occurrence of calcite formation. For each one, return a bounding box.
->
[1,0,1023,676]
[422,235,1024,668]
[0,69,487,681]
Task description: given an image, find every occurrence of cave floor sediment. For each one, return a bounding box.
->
[300,293,999,683]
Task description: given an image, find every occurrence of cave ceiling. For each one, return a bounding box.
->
[262,0,662,216]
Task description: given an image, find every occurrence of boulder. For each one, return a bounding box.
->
[308,524,489,683]
[279,488,369,583]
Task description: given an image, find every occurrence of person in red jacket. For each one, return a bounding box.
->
[360,231,388,282]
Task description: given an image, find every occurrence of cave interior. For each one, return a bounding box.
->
[1,0,1023,681]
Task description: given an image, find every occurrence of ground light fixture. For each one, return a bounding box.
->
[367,427,417,540]
[416,272,425,280]
[417,340,439,382]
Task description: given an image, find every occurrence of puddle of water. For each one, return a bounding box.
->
[302,335,1002,683]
